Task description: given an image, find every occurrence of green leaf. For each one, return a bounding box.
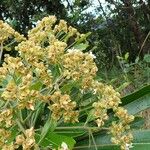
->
[75,130,150,150]
[124,52,129,60]
[116,55,123,60]
[39,117,57,144]
[7,125,19,144]
[73,43,89,51]
[74,143,150,150]
[35,132,76,149]
[80,92,94,107]
[0,88,4,95]
[116,82,130,92]
[121,84,150,106]
[30,81,43,90]
[55,123,87,138]
[124,93,150,115]
[133,130,150,143]
[74,144,119,150]
[135,57,140,63]
[130,116,145,129]
[144,54,150,63]
[61,82,73,93]
[55,129,86,138]
[61,80,80,93]
[0,75,12,87]
[50,64,61,81]
[132,143,150,150]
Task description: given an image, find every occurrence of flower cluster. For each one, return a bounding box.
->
[0,20,25,43]
[0,108,14,128]
[63,50,98,82]
[92,82,121,126]
[109,107,134,150]
[115,107,134,124]
[49,91,78,123]
[46,41,67,64]
[1,56,40,110]
[0,16,134,150]
[15,127,37,150]
[92,81,134,149]
[110,122,133,150]
[0,128,12,149]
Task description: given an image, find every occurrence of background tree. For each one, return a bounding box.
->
[0,0,150,67]
[0,0,67,34]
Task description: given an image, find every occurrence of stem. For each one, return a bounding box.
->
[117,44,129,81]
[56,31,64,39]
[48,76,66,95]
[65,40,77,51]
[2,100,9,108]
[23,111,34,124]
[19,109,24,123]
[79,106,93,113]
[8,101,26,134]
[4,40,16,48]
[74,143,118,149]
[16,119,26,134]
[38,117,56,144]
[138,31,150,57]
[31,102,44,127]
[89,129,98,150]
[56,126,108,131]
[0,42,3,64]
[60,33,68,41]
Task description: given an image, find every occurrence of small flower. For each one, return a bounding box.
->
[89,51,96,59]
[61,142,68,150]
[125,143,133,150]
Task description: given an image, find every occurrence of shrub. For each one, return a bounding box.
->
[0,16,134,150]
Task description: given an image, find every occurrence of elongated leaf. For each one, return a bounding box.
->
[0,75,12,87]
[124,94,150,115]
[35,132,76,149]
[132,143,150,150]
[50,64,61,81]
[74,144,119,150]
[73,43,89,51]
[75,130,150,150]
[121,84,150,106]
[7,125,19,144]
[61,80,80,93]
[55,123,87,138]
[144,54,150,63]
[105,86,150,126]
[39,117,57,144]
[74,143,150,150]
[55,130,86,138]
[130,116,145,129]
[30,81,43,90]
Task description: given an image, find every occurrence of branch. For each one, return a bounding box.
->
[66,0,74,12]
[0,42,3,64]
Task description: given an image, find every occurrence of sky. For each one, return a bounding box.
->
[63,0,106,11]
[90,0,106,7]
[86,0,106,13]
[63,0,111,17]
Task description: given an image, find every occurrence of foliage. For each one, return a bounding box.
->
[0,16,135,150]
[117,53,150,88]
[98,52,150,96]
[1,0,150,69]
[76,84,150,150]
[0,0,67,34]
